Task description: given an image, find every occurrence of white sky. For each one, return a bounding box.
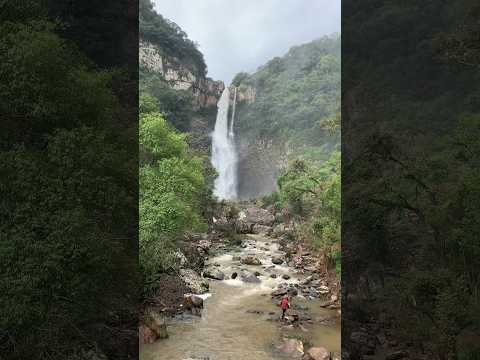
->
[154,0,341,83]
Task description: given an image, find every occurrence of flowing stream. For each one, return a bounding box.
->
[140,235,340,360]
[211,87,238,200]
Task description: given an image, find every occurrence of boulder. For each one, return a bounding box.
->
[252,224,272,235]
[203,267,225,280]
[139,324,157,344]
[241,270,261,283]
[231,272,238,279]
[183,294,204,308]
[271,288,288,297]
[245,207,275,226]
[234,219,252,234]
[270,273,278,278]
[279,338,304,358]
[306,347,330,360]
[272,256,284,265]
[282,274,291,280]
[143,309,168,340]
[240,256,262,265]
[180,269,209,294]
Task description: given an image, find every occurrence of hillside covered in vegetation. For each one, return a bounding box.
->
[342,1,480,359]
[231,34,340,199]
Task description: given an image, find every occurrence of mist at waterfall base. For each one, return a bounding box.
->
[211,87,238,200]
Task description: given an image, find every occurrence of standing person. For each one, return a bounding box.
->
[280,295,290,320]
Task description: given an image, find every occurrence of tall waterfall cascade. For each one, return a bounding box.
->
[229,87,237,137]
[211,87,238,200]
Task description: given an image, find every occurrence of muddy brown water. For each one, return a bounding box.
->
[140,235,340,360]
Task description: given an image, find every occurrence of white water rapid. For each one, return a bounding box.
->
[211,87,238,200]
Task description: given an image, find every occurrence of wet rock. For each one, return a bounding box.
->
[270,273,278,278]
[139,324,158,344]
[284,311,300,323]
[282,274,291,280]
[183,294,204,308]
[252,224,272,235]
[306,347,330,360]
[241,270,261,283]
[254,271,262,276]
[288,288,299,296]
[143,309,168,340]
[271,288,288,297]
[246,309,264,315]
[203,267,225,280]
[231,272,238,279]
[279,338,304,358]
[240,255,262,265]
[272,256,284,265]
[180,269,209,294]
[386,351,409,360]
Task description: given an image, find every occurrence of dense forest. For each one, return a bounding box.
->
[234,34,340,162]
[0,1,138,359]
[139,0,215,296]
[343,1,480,359]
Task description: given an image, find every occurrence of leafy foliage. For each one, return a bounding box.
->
[139,97,210,294]
[140,0,206,77]
[276,151,341,271]
[343,1,480,356]
[234,34,340,159]
[0,4,137,359]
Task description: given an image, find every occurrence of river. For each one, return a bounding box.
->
[140,234,340,360]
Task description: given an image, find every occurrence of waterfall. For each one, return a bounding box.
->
[229,87,237,137]
[211,87,238,200]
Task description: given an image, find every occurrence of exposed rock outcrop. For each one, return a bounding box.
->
[140,40,224,110]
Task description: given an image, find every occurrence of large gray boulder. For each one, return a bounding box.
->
[245,207,275,226]
[241,270,261,283]
[180,269,209,294]
[203,267,225,280]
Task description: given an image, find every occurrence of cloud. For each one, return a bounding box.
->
[154,0,340,84]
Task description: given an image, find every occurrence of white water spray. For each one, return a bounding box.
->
[211,87,238,200]
[229,87,237,137]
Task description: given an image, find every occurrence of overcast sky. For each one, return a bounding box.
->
[154,0,340,84]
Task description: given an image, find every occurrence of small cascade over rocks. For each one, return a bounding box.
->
[211,87,238,200]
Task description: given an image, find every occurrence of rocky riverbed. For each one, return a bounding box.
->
[140,206,341,360]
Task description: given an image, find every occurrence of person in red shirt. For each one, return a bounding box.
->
[280,295,290,320]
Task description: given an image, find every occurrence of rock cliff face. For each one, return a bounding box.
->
[233,84,256,104]
[140,40,224,110]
